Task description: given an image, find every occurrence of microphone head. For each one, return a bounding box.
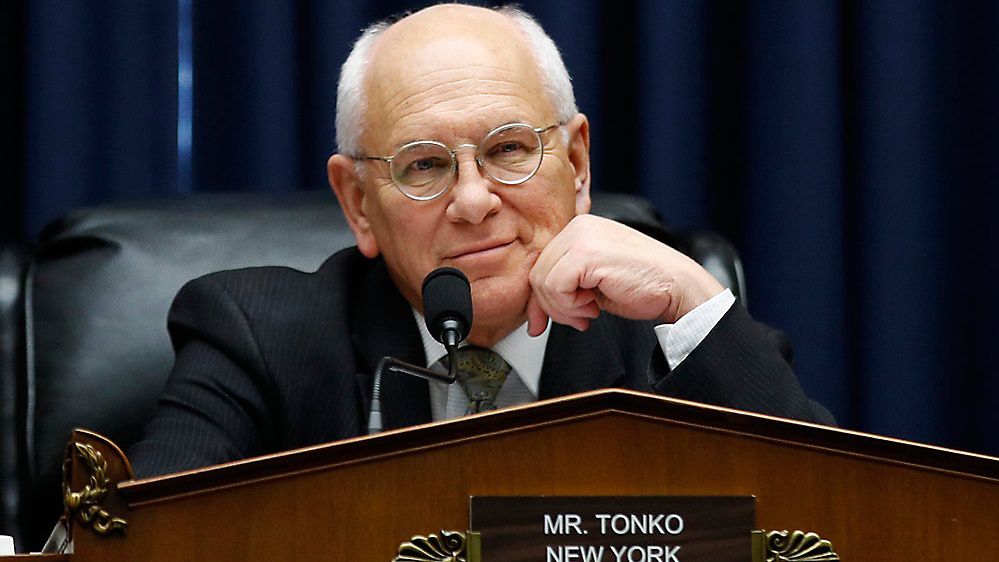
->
[422,267,473,344]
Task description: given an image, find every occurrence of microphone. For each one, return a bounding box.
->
[367,267,473,434]
[422,267,473,349]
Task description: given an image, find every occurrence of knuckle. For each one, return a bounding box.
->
[528,267,543,287]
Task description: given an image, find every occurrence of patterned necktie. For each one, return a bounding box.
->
[445,346,512,415]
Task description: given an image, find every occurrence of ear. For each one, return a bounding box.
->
[566,113,592,215]
[328,154,380,258]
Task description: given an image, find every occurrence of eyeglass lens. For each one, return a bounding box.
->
[390,124,544,199]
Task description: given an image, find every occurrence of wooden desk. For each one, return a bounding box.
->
[19,389,999,561]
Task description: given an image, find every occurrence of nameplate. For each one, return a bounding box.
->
[470,496,754,562]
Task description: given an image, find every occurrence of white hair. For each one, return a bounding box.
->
[334,4,578,157]
[335,20,390,158]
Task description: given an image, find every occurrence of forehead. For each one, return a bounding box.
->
[362,7,552,149]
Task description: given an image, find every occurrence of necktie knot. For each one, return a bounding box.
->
[444,346,512,414]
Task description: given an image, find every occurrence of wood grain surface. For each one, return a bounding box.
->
[53,389,999,562]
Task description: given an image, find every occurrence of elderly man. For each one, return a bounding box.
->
[130,4,827,477]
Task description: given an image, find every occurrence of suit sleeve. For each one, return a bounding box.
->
[651,302,835,425]
[128,275,279,478]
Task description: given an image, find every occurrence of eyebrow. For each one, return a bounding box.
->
[391,120,526,150]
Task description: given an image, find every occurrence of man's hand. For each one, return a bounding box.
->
[526,214,725,336]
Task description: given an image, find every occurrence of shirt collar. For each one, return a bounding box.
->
[412,309,551,396]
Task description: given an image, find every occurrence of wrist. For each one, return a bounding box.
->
[662,266,726,323]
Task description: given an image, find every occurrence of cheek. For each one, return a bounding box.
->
[370,209,444,306]
[541,156,581,211]
[517,179,579,244]
[365,186,413,241]
[369,200,444,270]
[376,213,430,257]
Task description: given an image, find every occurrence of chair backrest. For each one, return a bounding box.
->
[8,190,745,550]
[0,244,27,549]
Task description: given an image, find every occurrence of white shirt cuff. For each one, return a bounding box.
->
[654,289,736,370]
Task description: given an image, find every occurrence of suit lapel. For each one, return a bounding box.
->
[538,314,628,399]
[350,259,432,430]
[347,258,641,423]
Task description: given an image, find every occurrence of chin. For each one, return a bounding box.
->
[469,276,530,335]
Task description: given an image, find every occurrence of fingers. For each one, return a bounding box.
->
[526,292,549,336]
[531,214,728,325]
[529,244,601,332]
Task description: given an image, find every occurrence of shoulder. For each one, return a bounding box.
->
[168,247,373,335]
[175,247,366,305]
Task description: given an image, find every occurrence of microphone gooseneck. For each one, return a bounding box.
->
[367,267,473,434]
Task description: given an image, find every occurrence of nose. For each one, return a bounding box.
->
[445,146,501,224]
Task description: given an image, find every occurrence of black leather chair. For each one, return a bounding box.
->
[1,190,746,551]
[0,243,27,549]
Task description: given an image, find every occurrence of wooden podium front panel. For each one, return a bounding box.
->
[72,397,999,562]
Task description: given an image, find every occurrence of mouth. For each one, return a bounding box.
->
[444,239,516,262]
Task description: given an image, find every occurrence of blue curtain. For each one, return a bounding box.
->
[18,1,178,234]
[7,0,999,455]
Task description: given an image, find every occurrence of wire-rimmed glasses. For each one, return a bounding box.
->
[356,122,562,201]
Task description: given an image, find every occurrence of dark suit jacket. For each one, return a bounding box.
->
[129,247,828,477]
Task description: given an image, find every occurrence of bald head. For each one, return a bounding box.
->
[362,6,552,152]
[378,4,523,48]
[334,4,577,156]
[369,4,540,90]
